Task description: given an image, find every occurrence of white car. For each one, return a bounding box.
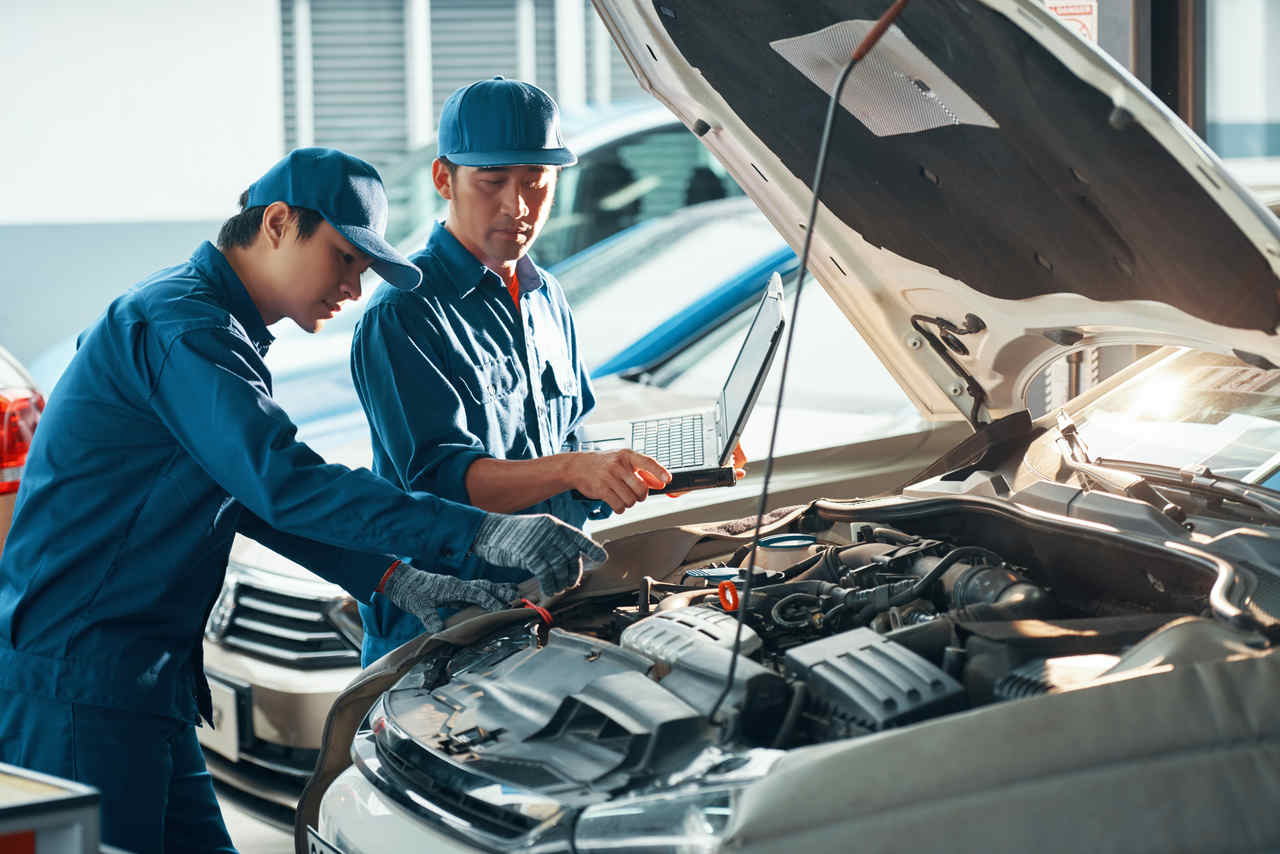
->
[303,2,1280,852]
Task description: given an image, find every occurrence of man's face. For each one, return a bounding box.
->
[436,162,558,269]
[270,219,371,333]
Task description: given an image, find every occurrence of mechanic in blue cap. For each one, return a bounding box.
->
[351,78,712,664]
[0,146,605,854]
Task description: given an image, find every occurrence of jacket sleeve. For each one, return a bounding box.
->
[350,300,489,504]
[147,325,484,602]
[234,511,396,605]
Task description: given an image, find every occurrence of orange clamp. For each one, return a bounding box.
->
[717,580,740,612]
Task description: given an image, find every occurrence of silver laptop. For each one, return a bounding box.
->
[579,274,787,492]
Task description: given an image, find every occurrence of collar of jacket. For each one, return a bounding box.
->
[423,221,546,301]
[191,241,275,354]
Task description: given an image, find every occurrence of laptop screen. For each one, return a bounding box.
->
[717,278,786,461]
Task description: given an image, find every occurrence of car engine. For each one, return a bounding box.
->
[361,506,1255,812]
[578,524,1184,749]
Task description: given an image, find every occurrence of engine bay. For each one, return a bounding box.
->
[542,520,1206,750]
[363,498,1275,815]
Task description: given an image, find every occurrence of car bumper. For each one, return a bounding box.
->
[199,640,358,809]
[317,765,485,854]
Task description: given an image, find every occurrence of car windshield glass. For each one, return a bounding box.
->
[561,199,785,370]
[1072,349,1280,488]
[649,278,920,457]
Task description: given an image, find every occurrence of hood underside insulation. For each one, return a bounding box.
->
[652,0,1280,333]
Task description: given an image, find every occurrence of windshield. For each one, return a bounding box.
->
[563,198,785,371]
[1073,349,1280,489]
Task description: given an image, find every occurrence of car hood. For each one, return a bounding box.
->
[591,0,1280,420]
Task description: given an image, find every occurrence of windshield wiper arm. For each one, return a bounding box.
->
[1092,458,1280,522]
[1054,413,1189,525]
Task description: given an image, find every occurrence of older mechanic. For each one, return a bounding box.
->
[350,78,687,665]
[0,147,604,854]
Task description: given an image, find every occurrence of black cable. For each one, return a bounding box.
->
[770,682,807,749]
[771,592,822,628]
[707,0,911,730]
[909,315,988,427]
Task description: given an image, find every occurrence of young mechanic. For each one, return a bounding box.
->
[350,78,744,665]
[0,147,605,854]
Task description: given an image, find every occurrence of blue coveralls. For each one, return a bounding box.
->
[351,222,606,664]
[0,242,485,853]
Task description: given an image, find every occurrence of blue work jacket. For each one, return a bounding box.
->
[351,223,605,659]
[0,242,485,723]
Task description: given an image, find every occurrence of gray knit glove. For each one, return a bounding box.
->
[471,513,608,597]
[382,564,519,636]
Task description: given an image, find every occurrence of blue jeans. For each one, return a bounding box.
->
[0,690,237,854]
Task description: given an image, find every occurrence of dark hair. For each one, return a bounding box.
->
[216,189,325,250]
[437,155,458,177]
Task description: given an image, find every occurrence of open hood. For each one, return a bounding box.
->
[590,0,1280,420]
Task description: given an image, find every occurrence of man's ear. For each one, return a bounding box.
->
[261,201,293,248]
[432,159,454,201]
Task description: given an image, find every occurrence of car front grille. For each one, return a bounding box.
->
[219,583,360,669]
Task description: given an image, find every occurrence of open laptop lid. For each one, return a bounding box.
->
[714,273,787,466]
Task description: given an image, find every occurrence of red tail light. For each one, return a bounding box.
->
[1,389,44,494]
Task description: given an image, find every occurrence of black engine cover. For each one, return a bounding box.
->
[784,628,965,732]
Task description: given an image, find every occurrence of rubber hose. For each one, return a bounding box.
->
[771,683,808,749]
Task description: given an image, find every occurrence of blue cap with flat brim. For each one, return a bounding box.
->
[438,77,577,167]
[246,147,422,290]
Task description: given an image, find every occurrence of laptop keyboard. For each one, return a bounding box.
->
[632,415,705,469]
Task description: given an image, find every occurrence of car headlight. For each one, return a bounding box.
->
[573,786,741,854]
[204,572,239,642]
[325,595,365,650]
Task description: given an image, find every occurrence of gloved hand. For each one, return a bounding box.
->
[382,563,519,636]
[471,513,608,597]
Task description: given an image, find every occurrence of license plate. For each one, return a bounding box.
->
[307,826,344,854]
[197,675,242,762]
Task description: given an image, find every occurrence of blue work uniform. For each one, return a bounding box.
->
[0,241,485,853]
[351,222,605,664]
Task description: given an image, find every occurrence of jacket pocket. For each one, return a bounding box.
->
[459,354,522,404]
[541,355,579,400]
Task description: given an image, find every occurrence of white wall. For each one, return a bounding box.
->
[1,0,285,225]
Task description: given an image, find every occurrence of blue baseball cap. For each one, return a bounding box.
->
[246,147,422,290]
[437,77,577,168]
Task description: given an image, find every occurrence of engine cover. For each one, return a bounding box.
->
[784,628,965,732]
[620,604,762,662]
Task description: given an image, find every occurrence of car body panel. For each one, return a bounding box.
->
[593,244,798,377]
[592,0,1280,421]
[318,766,482,854]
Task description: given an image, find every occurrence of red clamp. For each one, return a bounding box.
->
[520,598,553,625]
[717,580,740,612]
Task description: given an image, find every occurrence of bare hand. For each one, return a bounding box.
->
[568,449,670,513]
[666,443,748,499]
